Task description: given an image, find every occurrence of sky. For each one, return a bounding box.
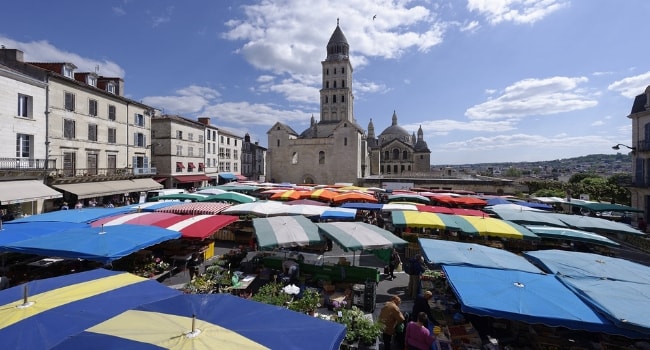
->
[2,0,650,165]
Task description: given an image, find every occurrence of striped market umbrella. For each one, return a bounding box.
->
[270,189,310,201]
[198,191,258,204]
[252,215,322,249]
[309,189,339,202]
[155,202,231,215]
[331,192,378,205]
[317,221,407,251]
[453,215,539,240]
[391,211,462,230]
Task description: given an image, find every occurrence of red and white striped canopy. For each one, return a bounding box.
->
[91,212,238,239]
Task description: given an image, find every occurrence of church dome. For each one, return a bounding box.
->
[378,111,411,144]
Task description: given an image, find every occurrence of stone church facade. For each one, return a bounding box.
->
[266,22,430,185]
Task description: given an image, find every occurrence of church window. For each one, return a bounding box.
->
[393,165,398,173]
[277,126,280,130]
[341,67,345,74]
[342,80,345,88]
[277,139,280,147]
[420,155,423,159]
[334,68,337,74]
[326,68,329,75]
[383,151,389,160]
[341,95,345,102]
[344,137,348,146]
[326,81,329,89]
[408,165,412,171]
[392,149,399,160]
[292,152,298,164]
[403,150,408,159]
[401,165,405,173]
[344,123,347,127]
[319,151,325,164]
[334,81,337,88]
[325,96,328,103]
[333,95,337,103]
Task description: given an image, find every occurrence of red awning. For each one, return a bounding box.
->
[198,163,205,170]
[155,202,232,215]
[188,162,196,169]
[91,212,179,227]
[176,162,185,169]
[235,174,247,181]
[153,177,167,183]
[173,175,211,183]
[152,214,239,239]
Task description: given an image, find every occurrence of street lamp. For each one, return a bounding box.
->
[612,143,636,153]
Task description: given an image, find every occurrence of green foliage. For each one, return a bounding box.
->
[252,282,292,306]
[334,306,384,344]
[288,288,321,314]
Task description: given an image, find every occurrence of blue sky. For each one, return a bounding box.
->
[3,0,649,165]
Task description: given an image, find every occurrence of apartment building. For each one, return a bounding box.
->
[0,48,161,212]
[151,115,208,190]
[627,85,650,220]
[242,133,267,181]
[197,118,244,184]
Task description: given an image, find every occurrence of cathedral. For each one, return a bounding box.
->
[266,21,430,185]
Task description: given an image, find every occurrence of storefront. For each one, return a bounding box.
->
[52,178,163,206]
[0,180,63,216]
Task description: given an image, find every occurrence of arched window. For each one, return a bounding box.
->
[383,151,389,160]
[277,139,280,147]
[341,67,345,74]
[292,152,298,164]
[344,137,348,146]
[319,151,325,164]
[342,80,345,88]
[333,95,337,103]
[392,149,400,160]
[325,96,328,103]
[333,81,337,88]
[326,68,329,75]
[341,95,345,102]
[403,150,408,159]
[326,81,329,89]
[393,165,398,173]
[401,165,405,173]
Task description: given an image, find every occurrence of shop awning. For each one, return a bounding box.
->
[187,162,196,170]
[0,180,62,204]
[235,174,247,181]
[173,175,211,183]
[176,162,185,169]
[218,173,236,180]
[52,178,162,199]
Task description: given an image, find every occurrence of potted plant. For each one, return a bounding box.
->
[288,288,321,315]
[252,282,292,306]
[335,306,384,348]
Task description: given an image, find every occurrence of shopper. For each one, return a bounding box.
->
[378,295,405,350]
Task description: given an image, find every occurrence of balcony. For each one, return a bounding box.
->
[0,158,56,170]
[49,167,157,184]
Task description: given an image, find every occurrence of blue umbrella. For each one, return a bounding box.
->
[2,224,181,264]
[0,269,180,350]
[53,293,346,350]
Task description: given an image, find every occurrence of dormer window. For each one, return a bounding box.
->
[62,65,74,79]
[87,75,97,87]
[107,82,116,94]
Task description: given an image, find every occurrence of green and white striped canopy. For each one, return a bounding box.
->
[317,221,407,251]
[252,215,322,249]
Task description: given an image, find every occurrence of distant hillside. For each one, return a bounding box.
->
[434,153,631,168]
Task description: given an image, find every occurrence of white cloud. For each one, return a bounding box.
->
[467,0,568,25]
[0,36,125,77]
[466,76,597,120]
[591,120,604,126]
[404,119,516,136]
[440,133,614,152]
[149,6,174,27]
[202,101,312,127]
[112,7,126,16]
[608,71,650,98]
[141,85,220,115]
[460,20,480,32]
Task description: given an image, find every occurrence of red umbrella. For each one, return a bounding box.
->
[417,205,455,214]
[152,214,239,239]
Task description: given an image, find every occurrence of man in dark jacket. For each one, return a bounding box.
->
[411,291,435,323]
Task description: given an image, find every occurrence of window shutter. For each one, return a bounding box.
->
[143,156,149,168]
[133,133,137,146]
[132,156,137,169]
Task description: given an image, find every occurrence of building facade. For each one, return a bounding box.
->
[627,85,650,221]
[216,128,244,184]
[242,133,267,181]
[0,48,161,211]
[266,22,368,185]
[151,115,209,190]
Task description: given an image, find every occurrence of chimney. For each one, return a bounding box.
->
[198,117,211,125]
[0,48,24,63]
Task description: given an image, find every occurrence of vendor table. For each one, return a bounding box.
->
[232,274,256,291]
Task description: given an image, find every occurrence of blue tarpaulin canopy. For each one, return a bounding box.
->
[340,202,384,210]
[0,224,181,264]
[443,265,645,338]
[0,221,88,246]
[524,249,650,335]
[419,238,543,273]
[11,207,133,224]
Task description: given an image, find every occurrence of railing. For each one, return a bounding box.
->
[54,167,156,178]
[0,158,56,170]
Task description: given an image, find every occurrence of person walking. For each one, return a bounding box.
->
[388,247,401,280]
[187,253,201,281]
[405,312,436,350]
[378,295,405,350]
[407,254,426,299]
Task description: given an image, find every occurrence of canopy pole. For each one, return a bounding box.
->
[22,284,28,305]
[191,314,196,333]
